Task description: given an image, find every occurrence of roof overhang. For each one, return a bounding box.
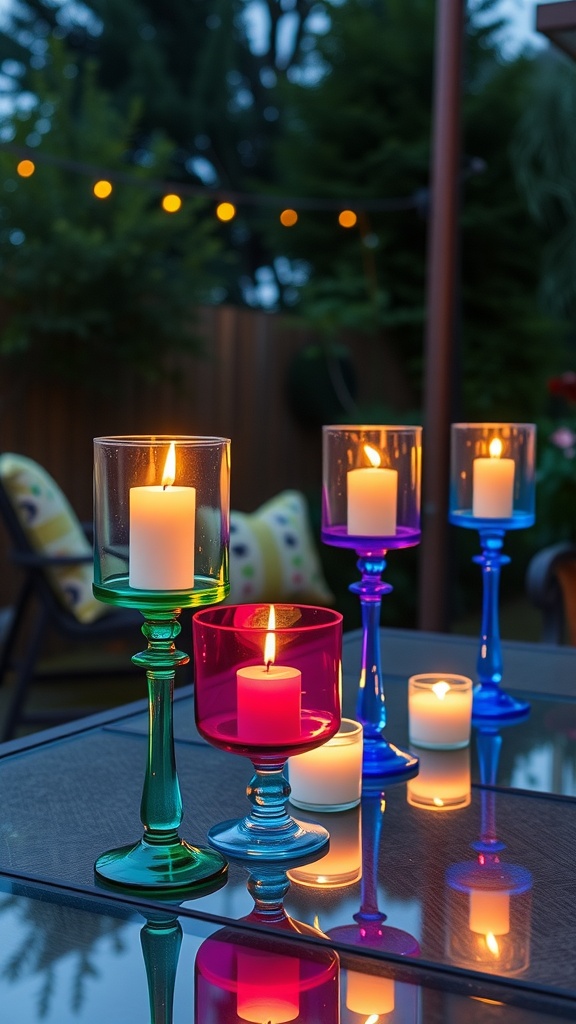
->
[536,1,576,60]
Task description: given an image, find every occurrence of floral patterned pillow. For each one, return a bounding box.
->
[228,490,333,605]
[0,453,107,624]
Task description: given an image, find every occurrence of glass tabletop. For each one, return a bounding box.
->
[0,875,571,1024]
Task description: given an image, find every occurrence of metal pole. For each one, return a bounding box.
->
[418,0,465,632]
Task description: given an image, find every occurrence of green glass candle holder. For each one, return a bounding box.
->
[92,435,231,895]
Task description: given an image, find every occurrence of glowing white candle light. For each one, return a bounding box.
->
[129,441,196,590]
[472,437,515,519]
[408,674,473,749]
[347,443,398,536]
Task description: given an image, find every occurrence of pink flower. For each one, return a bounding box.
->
[550,427,576,458]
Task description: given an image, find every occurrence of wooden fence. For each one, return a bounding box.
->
[0,304,413,607]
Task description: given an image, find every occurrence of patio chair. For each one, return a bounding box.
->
[0,452,142,741]
[525,541,576,645]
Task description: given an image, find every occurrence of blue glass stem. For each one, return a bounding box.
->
[207,761,330,860]
[349,556,392,742]
[349,556,418,777]
[473,529,509,690]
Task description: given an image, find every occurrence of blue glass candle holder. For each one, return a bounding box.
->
[193,603,342,861]
[449,423,536,721]
[92,435,231,895]
[322,424,422,777]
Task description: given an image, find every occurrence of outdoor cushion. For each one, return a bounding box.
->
[0,452,107,624]
[227,489,333,605]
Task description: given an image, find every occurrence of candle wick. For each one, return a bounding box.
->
[266,661,272,673]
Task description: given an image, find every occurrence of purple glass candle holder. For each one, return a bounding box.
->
[322,425,422,777]
[193,603,342,860]
[449,423,536,720]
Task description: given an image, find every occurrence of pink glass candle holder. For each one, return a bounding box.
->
[195,923,339,1024]
[322,424,422,778]
[193,603,343,860]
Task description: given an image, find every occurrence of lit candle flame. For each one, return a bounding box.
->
[489,438,503,459]
[313,914,321,930]
[433,796,445,807]
[162,442,176,488]
[431,680,450,700]
[264,605,276,668]
[363,443,381,468]
[485,932,499,956]
[366,1015,380,1024]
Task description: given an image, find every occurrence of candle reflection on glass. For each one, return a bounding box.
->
[469,889,510,937]
[287,805,362,889]
[407,747,471,812]
[236,948,300,1023]
[346,969,395,1015]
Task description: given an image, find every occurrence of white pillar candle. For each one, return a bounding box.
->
[347,443,398,535]
[472,438,515,518]
[288,719,363,811]
[469,889,510,936]
[408,674,472,750]
[129,442,196,590]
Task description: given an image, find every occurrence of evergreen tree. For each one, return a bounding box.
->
[0,40,222,386]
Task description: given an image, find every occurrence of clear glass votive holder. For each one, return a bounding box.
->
[407,746,471,812]
[408,674,473,750]
[93,435,230,610]
[449,423,536,530]
[288,719,363,812]
[321,425,422,549]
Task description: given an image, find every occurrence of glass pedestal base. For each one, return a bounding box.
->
[472,684,531,721]
[95,835,227,897]
[208,815,330,862]
[362,735,419,778]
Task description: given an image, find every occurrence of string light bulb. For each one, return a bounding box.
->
[216,201,236,222]
[93,180,113,199]
[338,210,357,228]
[16,159,35,178]
[162,193,182,213]
[280,208,298,227]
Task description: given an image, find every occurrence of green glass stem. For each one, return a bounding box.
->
[133,613,189,840]
[94,610,227,894]
[140,913,183,1024]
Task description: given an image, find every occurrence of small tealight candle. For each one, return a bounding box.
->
[288,719,363,812]
[408,674,473,750]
